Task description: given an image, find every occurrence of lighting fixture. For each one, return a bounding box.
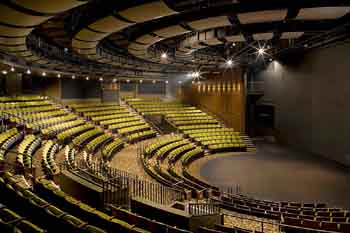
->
[57,73,61,78]
[226,59,233,67]
[178,80,182,84]
[99,77,103,82]
[112,78,117,83]
[72,75,75,79]
[258,48,265,55]
[86,76,89,80]
[2,70,7,75]
[26,69,31,74]
[161,52,167,59]
[10,67,15,72]
[152,80,156,83]
[232,42,236,47]
[42,72,46,76]
[165,80,169,84]
[139,80,143,83]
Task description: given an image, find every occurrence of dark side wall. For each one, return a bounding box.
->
[257,43,350,166]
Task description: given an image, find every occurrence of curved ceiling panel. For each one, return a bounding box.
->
[153,25,189,38]
[281,32,304,39]
[0,0,87,67]
[226,35,246,42]
[118,1,176,23]
[0,37,26,45]
[13,0,86,14]
[72,0,178,69]
[187,16,231,31]
[0,24,33,37]
[0,5,49,27]
[237,9,287,24]
[253,32,274,41]
[296,7,350,20]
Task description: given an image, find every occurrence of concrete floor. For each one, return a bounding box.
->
[198,142,350,208]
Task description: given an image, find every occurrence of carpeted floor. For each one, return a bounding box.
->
[196,142,350,208]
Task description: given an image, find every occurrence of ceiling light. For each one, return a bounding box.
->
[304,44,309,48]
[10,67,15,72]
[72,75,75,79]
[2,70,7,75]
[26,69,31,74]
[269,58,273,62]
[112,78,117,83]
[192,80,195,84]
[57,73,61,78]
[226,59,233,67]
[178,81,182,84]
[232,42,236,47]
[139,80,143,83]
[86,76,89,80]
[126,79,130,83]
[165,80,169,84]
[152,80,156,83]
[161,52,167,59]
[42,72,46,76]
[99,77,103,82]
[258,48,265,55]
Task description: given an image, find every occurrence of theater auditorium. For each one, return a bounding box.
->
[0,1,349,232]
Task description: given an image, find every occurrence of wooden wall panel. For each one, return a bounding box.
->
[178,69,245,132]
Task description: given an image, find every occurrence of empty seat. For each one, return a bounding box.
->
[321,222,339,232]
[302,219,321,229]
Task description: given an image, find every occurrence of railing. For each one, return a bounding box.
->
[188,202,220,216]
[224,212,342,233]
[60,159,186,208]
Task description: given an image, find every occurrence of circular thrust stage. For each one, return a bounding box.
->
[194,143,350,208]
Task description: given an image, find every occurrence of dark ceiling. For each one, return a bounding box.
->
[0,0,350,79]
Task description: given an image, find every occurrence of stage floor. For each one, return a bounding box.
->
[195,142,350,208]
